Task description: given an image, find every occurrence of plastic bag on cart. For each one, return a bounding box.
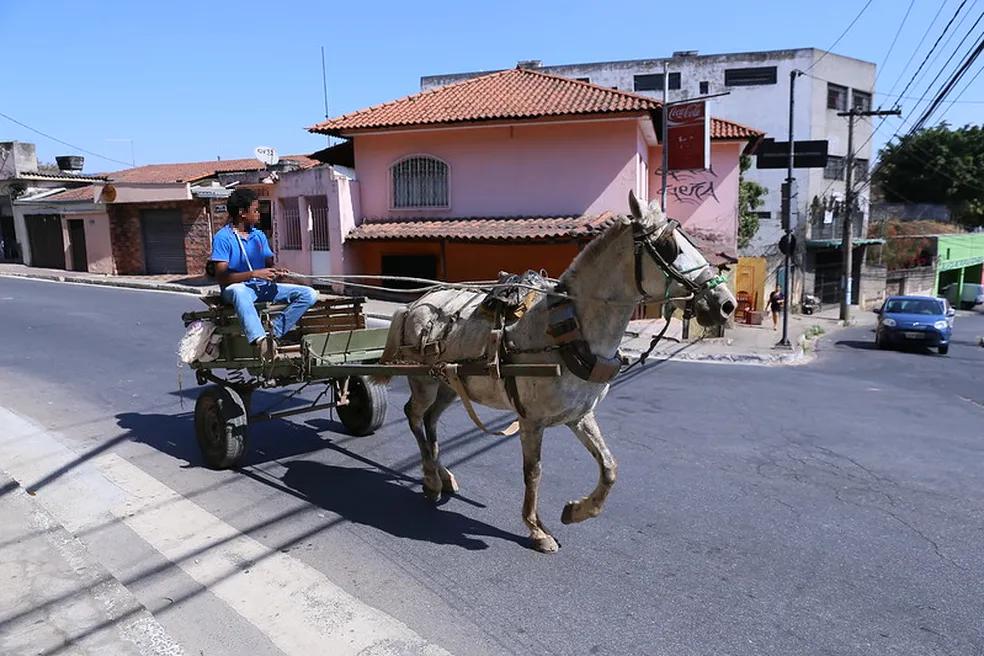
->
[178,319,220,364]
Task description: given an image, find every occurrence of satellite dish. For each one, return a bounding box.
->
[254,146,279,166]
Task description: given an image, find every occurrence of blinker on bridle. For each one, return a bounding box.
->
[631,219,728,300]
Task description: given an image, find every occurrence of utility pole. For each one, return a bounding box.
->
[836,105,900,321]
[777,69,800,348]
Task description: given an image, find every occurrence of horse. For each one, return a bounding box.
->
[373,190,737,552]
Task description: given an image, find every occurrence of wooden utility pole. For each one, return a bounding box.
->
[836,106,901,321]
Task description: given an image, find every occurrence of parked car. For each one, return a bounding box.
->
[874,295,954,355]
[939,282,984,310]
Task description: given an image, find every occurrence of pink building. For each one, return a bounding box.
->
[300,67,762,283]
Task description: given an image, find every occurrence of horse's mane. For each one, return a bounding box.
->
[558,215,633,287]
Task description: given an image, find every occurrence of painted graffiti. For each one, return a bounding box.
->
[654,168,720,206]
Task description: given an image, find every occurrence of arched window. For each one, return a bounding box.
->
[391,155,449,209]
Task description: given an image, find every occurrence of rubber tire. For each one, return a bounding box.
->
[875,332,887,349]
[938,344,949,355]
[194,386,249,469]
[337,376,388,436]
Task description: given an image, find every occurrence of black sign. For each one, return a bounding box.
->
[755,139,829,169]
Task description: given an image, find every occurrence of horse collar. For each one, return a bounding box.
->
[545,286,621,383]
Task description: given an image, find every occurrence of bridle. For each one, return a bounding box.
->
[631,218,728,302]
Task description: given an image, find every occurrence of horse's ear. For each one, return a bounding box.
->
[628,190,643,219]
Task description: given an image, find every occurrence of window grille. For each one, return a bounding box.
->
[824,155,846,180]
[852,158,869,182]
[827,83,848,111]
[634,72,681,91]
[391,156,449,209]
[852,89,872,112]
[279,196,301,250]
[308,195,330,250]
[724,66,777,86]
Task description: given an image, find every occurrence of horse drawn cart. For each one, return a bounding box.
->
[181,292,561,469]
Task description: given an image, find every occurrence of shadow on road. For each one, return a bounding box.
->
[279,460,527,550]
[833,339,880,351]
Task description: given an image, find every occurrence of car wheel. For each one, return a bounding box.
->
[938,344,949,355]
[875,332,887,349]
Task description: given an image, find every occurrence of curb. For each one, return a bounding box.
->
[0,271,213,296]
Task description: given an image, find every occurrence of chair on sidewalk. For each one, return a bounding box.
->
[735,291,753,324]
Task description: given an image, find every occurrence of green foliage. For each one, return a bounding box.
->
[867,219,964,270]
[738,155,768,249]
[874,123,984,228]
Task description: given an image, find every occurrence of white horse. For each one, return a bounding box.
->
[374,191,736,552]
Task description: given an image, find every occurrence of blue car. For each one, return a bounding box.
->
[874,295,954,355]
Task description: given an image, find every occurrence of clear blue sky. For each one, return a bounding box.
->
[2,0,981,172]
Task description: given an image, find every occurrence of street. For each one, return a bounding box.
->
[2,276,983,656]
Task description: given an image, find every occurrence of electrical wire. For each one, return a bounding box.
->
[803,0,875,72]
[0,110,133,168]
[874,0,917,85]
[881,0,953,100]
[891,0,971,108]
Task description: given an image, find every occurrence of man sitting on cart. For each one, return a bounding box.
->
[210,187,317,360]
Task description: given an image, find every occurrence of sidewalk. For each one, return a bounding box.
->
[621,305,876,366]
[0,263,217,296]
[0,264,870,365]
[0,472,184,655]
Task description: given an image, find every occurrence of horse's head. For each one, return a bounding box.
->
[627,190,736,327]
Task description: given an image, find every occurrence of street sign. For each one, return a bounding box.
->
[254,146,279,166]
[780,180,798,231]
[667,101,710,170]
[755,139,828,169]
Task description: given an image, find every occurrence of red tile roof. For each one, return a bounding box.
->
[348,214,736,266]
[106,155,319,184]
[39,186,97,202]
[309,67,762,141]
[348,214,617,242]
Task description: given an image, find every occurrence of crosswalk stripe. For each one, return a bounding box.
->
[95,454,451,656]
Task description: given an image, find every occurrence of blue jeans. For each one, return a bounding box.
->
[222,281,318,343]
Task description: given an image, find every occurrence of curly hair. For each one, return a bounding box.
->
[227,187,258,220]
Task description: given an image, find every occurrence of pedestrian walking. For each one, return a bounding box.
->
[767,284,784,331]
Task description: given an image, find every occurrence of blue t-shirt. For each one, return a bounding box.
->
[210,225,274,274]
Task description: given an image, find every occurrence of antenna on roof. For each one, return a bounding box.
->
[321,46,331,146]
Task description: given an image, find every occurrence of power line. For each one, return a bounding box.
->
[803,0,875,72]
[882,0,952,100]
[892,0,971,108]
[875,0,917,85]
[0,110,133,168]
[909,35,984,132]
[895,9,984,134]
[904,1,979,101]
[943,57,984,112]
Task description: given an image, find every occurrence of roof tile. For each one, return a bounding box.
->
[310,68,762,140]
[347,214,617,242]
[106,155,319,184]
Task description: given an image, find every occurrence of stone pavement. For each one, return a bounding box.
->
[0,472,184,655]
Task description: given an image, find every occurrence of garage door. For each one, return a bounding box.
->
[25,214,66,269]
[141,209,186,274]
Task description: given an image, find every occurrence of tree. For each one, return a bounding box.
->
[738,155,767,249]
[874,123,984,228]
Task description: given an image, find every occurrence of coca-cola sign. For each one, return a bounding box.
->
[666,100,710,171]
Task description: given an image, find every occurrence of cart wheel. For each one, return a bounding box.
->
[194,386,249,469]
[337,376,388,436]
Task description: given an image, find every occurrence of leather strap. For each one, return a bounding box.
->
[546,291,621,384]
[439,364,520,436]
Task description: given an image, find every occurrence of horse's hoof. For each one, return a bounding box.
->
[561,502,577,525]
[423,485,442,503]
[440,470,459,494]
[532,535,559,553]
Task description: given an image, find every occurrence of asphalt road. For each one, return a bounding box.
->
[1,276,982,656]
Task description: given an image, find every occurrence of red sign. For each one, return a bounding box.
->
[666,101,710,171]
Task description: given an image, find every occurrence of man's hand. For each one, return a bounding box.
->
[252,268,280,281]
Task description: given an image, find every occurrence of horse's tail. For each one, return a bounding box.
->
[370,307,408,385]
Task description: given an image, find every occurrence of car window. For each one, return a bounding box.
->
[884,299,944,315]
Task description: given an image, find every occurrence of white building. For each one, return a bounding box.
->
[422,49,877,260]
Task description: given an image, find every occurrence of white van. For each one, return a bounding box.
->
[940,282,984,310]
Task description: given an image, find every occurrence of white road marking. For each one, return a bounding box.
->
[95,454,451,656]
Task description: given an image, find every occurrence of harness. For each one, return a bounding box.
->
[544,218,729,384]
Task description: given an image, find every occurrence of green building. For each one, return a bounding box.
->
[935,233,984,296]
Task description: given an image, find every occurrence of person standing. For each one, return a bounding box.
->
[767,284,784,331]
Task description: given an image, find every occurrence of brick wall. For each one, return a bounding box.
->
[108,200,219,275]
